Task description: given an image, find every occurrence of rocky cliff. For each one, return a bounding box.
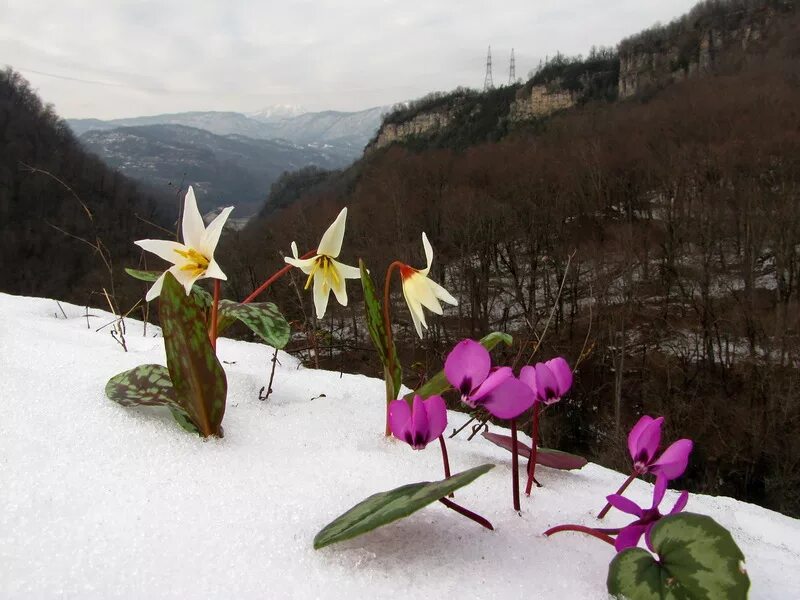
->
[368,109,454,150]
[509,83,577,120]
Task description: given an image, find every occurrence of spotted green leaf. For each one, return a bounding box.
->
[404,331,513,401]
[217,300,290,348]
[160,271,227,437]
[607,513,749,599]
[314,464,494,549]
[105,364,177,407]
[125,268,212,308]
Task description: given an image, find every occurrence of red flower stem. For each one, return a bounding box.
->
[241,248,317,304]
[543,524,616,546]
[438,497,494,531]
[511,418,521,511]
[209,279,220,351]
[598,470,638,519]
[525,403,541,496]
[382,261,404,436]
[438,435,453,498]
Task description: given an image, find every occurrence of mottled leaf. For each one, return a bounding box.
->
[360,260,402,399]
[607,513,750,599]
[217,300,290,348]
[405,332,514,401]
[125,268,212,308]
[314,464,494,549]
[482,432,587,470]
[105,364,177,407]
[160,272,227,437]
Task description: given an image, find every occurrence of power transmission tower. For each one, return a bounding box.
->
[484,45,494,90]
[508,48,516,85]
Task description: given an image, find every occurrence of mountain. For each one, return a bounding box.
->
[78,124,348,215]
[247,104,307,122]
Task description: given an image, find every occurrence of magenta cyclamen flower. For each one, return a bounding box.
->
[519,357,572,404]
[444,339,535,419]
[388,395,447,450]
[628,416,694,480]
[607,476,689,551]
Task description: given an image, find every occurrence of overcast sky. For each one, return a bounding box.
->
[2,0,699,119]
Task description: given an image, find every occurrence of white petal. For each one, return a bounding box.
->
[317,207,347,258]
[135,239,188,266]
[402,279,427,337]
[428,278,458,306]
[168,264,201,296]
[291,241,299,259]
[312,270,331,319]
[181,187,206,249]
[331,258,361,279]
[405,273,443,315]
[145,272,167,302]
[204,259,227,281]
[285,254,318,274]
[199,206,233,257]
[420,232,434,275]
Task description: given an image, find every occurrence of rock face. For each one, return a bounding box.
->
[368,110,453,150]
[510,83,577,121]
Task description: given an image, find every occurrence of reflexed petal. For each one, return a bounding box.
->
[644,523,658,552]
[388,399,412,442]
[204,259,227,281]
[669,490,689,515]
[404,273,443,315]
[427,277,458,305]
[545,356,573,396]
[652,474,668,509]
[630,416,663,465]
[627,415,655,460]
[478,376,535,420]
[167,264,200,296]
[615,524,647,552]
[181,187,206,249]
[329,266,348,307]
[291,241,299,259]
[534,363,560,403]
[424,395,447,441]
[401,278,427,337]
[411,396,429,446]
[650,439,693,480]
[317,207,347,258]
[135,239,188,265]
[419,232,434,275]
[312,270,331,319]
[471,367,514,403]
[444,339,491,396]
[332,258,361,279]
[284,254,318,273]
[519,365,538,396]
[199,206,234,257]
[606,493,644,517]
[145,272,167,302]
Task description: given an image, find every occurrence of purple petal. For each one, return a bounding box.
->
[471,367,513,403]
[630,416,664,466]
[478,376,536,420]
[423,395,448,442]
[534,363,560,404]
[644,523,658,551]
[444,339,490,396]
[615,524,647,552]
[627,416,654,461]
[652,474,668,509]
[606,493,644,517]
[387,399,411,443]
[650,439,693,480]
[518,365,538,397]
[410,396,430,449]
[669,491,689,515]
[545,356,573,397]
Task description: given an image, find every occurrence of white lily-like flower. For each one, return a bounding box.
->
[400,232,458,338]
[134,186,233,301]
[284,207,360,319]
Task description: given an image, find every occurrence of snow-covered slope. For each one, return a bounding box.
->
[2,292,799,599]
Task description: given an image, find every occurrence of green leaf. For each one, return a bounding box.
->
[217,300,290,348]
[607,513,750,600]
[169,407,201,434]
[126,268,213,309]
[481,432,587,470]
[314,464,494,549]
[404,331,513,401]
[105,364,177,407]
[160,271,227,437]
[125,268,161,282]
[191,286,213,310]
[360,260,401,399]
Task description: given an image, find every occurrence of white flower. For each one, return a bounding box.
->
[284,207,360,319]
[134,186,233,301]
[400,233,458,338]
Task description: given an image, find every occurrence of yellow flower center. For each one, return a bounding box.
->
[174,247,210,278]
[304,255,340,290]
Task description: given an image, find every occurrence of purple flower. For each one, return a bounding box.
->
[519,357,573,405]
[607,476,689,551]
[388,395,447,450]
[444,339,535,419]
[628,416,694,480]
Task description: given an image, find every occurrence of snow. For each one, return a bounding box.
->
[2,291,799,599]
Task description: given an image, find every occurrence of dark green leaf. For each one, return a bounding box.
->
[314,464,494,549]
[360,260,401,399]
[607,513,750,600]
[216,300,290,348]
[191,286,213,310]
[160,272,227,437]
[105,364,177,407]
[169,407,201,434]
[405,331,513,401]
[482,432,587,469]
